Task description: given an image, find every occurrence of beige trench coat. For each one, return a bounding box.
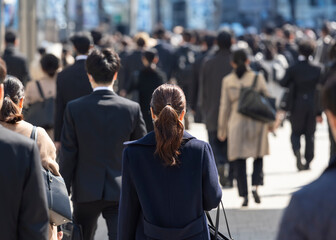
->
[217,70,270,161]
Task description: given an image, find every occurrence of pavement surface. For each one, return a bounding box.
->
[94,118,330,240]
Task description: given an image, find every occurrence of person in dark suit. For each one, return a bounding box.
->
[200,30,233,188]
[276,79,336,240]
[59,48,147,240]
[2,29,30,86]
[153,28,175,81]
[280,40,322,171]
[54,32,93,149]
[118,84,222,239]
[133,49,166,132]
[0,58,49,239]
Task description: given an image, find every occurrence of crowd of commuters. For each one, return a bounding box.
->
[1,20,336,239]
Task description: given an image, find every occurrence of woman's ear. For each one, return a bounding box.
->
[150,107,157,120]
[18,97,24,109]
[179,110,186,121]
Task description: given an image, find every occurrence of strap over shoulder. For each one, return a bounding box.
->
[35,81,46,100]
[30,126,38,142]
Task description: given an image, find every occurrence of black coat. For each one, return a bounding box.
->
[2,45,30,85]
[154,41,175,80]
[118,131,222,240]
[200,49,232,132]
[59,90,147,203]
[54,59,93,141]
[0,125,48,239]
[135,67,166,132]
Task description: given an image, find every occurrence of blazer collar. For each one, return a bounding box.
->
[124,131,195,146]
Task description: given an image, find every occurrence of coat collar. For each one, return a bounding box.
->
[124,131,195,146]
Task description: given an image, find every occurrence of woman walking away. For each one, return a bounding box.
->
[217,49,272,207]
[118,84,222,239]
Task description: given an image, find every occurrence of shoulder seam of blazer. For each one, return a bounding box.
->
[124,131,195,146]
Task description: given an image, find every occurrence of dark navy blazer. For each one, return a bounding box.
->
[118,131,222,240]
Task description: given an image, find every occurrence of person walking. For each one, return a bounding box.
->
[118,84,222,239]
[200,30,233,188]
[25,53,60,139]
[59,48,147,240]
[276,78,336,240]
[217,49,272,207]
[2,29,30,86]
[54,32,93,150]
[133,49,166,132]
[280,40,322,171]
[0,58,49,240]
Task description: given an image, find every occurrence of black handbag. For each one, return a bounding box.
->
[279,82,295,112]
[206,201,234,240]
[30,126,72,226]
[238,72,276,123]
[24,81,54,129]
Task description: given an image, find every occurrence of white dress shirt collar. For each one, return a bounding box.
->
[93,86,113,92]
[76,55,88,61]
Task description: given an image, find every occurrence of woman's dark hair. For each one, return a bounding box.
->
[232,49,248,79]
[0,76,24,124]
[143,49,158,65]
[150,84,186,166]
[86,48,121,84]
[40,54,60,77]
[262,41,275,61]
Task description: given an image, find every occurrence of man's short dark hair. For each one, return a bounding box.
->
[0,58,7,84]
[86,49,121,84]
[323,78,336,116]
[70,32,93,55]
[298,40,315,58]
[5,29,17,44]
[217,30,232,50]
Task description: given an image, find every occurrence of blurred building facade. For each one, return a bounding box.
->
[2,0,336,63]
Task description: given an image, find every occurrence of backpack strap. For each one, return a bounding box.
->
[35,81,45,100]
[251,72,259,89]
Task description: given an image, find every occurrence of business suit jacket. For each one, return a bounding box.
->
[118,131,222,240]
[154,41,175,80]
[2,45,30,85]
[60,89,147,203]
[54,59,92,141]
[0,125,48,240]
[200,49,232,132]
[277,157,336,240]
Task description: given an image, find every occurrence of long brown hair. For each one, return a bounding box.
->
[150,84,186,166]
[0,76,24,124]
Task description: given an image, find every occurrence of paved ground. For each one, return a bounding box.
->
[94,118,330,240]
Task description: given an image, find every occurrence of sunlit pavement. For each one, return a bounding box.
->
[95,117,329,240]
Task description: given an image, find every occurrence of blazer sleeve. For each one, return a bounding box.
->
[280,66,292,88]
[217,78,231,140]
[59,104,78,194]
[130,104,147,140]
[18,144,49,240]
[202,143,222,211]
[118,148,141,240]
[54,75,65,142]
[276,194,307,240]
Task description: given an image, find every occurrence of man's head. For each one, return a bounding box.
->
[70,32,93,55]
[86,48,121,87]
[323,79,336,141]
[298,40,315,59]
[217,30,232,50]
[0,58,7,110]
[5,29,17,45]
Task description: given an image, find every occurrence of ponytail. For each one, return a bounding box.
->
[235,63,247,79]
[0,76,24,124]
[151,84,186,166]
[0,95,23,123]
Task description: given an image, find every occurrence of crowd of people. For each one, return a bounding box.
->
[1,21,336,240]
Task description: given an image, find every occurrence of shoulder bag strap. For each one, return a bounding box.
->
[251,71,259,89]
[35,81,45,100]
[220,200,233,239]
[29,126,38,142]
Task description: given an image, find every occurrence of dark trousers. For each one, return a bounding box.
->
[290,98,316,163]
[208,131,234,181]
[234,158,263,197]
[73,200,119,240]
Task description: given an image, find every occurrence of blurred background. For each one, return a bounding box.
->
[1,0,336,64]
